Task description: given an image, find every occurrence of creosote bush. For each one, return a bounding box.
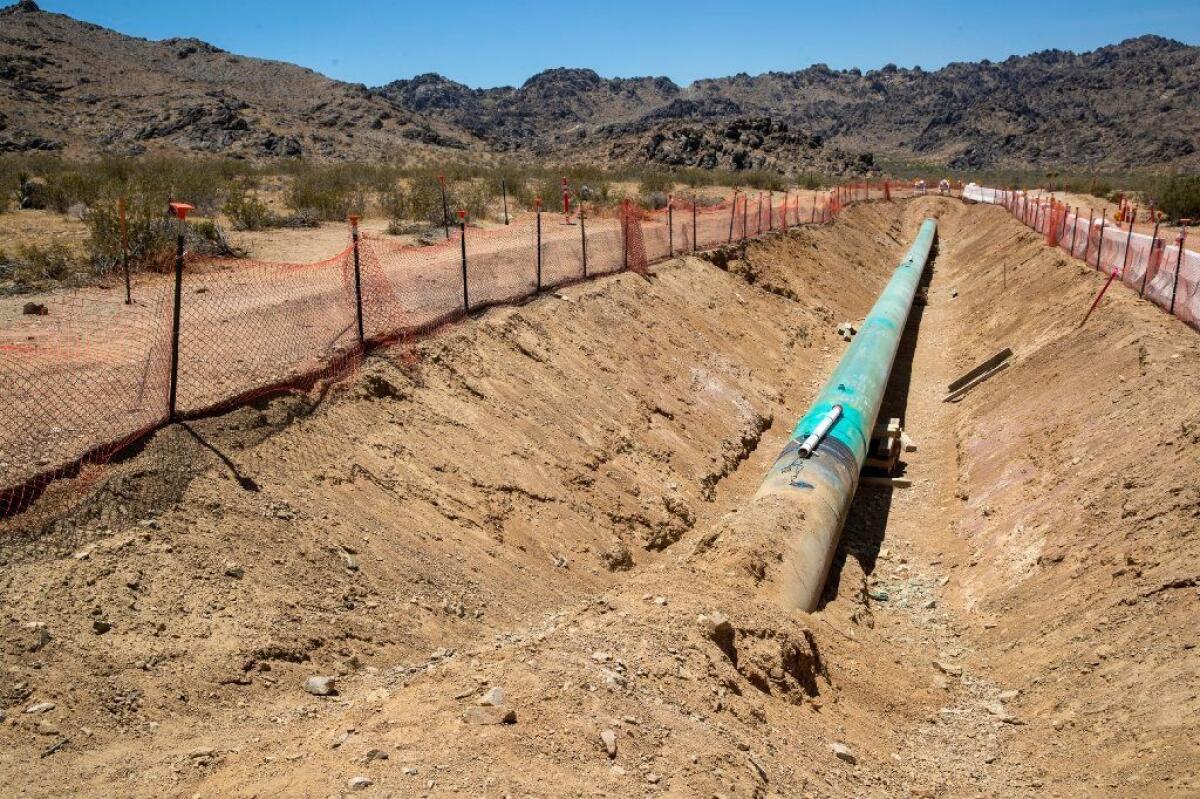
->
[638,172,674,196]
[14,241,78,283]
[1157,175,1200,222]
[87,196,176,274]
[285,165,367,222]
[223,189,275,231]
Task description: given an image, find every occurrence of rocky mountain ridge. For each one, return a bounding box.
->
[1,1,1197,172]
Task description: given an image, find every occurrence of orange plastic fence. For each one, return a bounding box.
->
[5,183,928,517]
[983,189,1200,330]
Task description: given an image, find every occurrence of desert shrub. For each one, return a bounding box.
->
[675,168,717,188]
[379,184,409,223]
[17,173,49,209]
[536,174,612,211]
[638,172,674,196]
[43,170,104,214]
[491,167,534,209]
[223,189,275,231]
[405,174,450,226]
[387,173,495,225]
[14,241,79,283]
[452,179,494,222]
[1157,175,1200,222]
[640,191,669,210]
[87,195,176,274]
[743,170,785,191]
[285,165,366,222]
[1087,179,1113,199]
[798,172,823,190]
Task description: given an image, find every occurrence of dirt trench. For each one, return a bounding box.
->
[1,198,1197,798]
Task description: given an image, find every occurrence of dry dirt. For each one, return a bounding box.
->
[1,197,1197,798]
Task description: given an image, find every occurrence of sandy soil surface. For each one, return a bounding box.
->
[1,197,1196,798]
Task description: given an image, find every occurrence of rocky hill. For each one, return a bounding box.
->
[1,0,1197,172]
[0,0,468,161]
[594,116,878,176]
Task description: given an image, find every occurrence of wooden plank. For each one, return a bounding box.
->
[860,476,912,488]
[947,348,1013,393]
[943,361,1010,403]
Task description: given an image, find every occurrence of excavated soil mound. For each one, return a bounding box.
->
[1,198,1196,798]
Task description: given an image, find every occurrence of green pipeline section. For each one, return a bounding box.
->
[755,218,937,611]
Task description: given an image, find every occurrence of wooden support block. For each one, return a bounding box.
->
[860,476,912,488]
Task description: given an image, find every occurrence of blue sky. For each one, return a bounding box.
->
[37,0,1200,89]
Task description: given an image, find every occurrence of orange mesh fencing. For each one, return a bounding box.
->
[979,188,1200,331]
[1,182,895,518]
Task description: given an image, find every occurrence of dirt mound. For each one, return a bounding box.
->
[2,198,1197,797]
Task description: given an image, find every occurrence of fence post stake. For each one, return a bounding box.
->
[622,200,629,271]
[501,178,509,225]
[1084,210,1094,260]
[1119,211,1136,279]
[458,210,469,312]
[439,174,450,239]
[1169,226,1188,315]
[350,215,365,348]
[1069,207,1079,255]
[668,196,675,253]
[727,191,736,243]
[1095,218,1106,271]
[811,193,817,224]
[580,199,588,278]
[768,191,773,231]
[743,194,748,238]
[166,202,193,423]
[692,199,698,252]
[535,198,542,291]
[1140,219,1160,298]
[119,197,131,304]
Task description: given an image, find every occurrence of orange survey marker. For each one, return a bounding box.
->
[168,202,194,221]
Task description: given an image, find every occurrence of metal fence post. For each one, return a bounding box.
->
[1170,226,1189,315]
[166,202,193,423]
[350,215,365,348]
[622,200,629,271]
[669,197,675,253]
[727,191,736,243]
[535,198,542,292]
[501,178,509,225]
[1095,218,1106,271]
[692,199,698,252]
[458,210,468,312]
[1140,219,1160,298]
[1084,209,1094,260]
[580,200,588,278]
[1119,211,1136,279]
[119,197,131,304]
[768,191,773,231]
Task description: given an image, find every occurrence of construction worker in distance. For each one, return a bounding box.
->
[916,179,927,195]
[939,178,950,195]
